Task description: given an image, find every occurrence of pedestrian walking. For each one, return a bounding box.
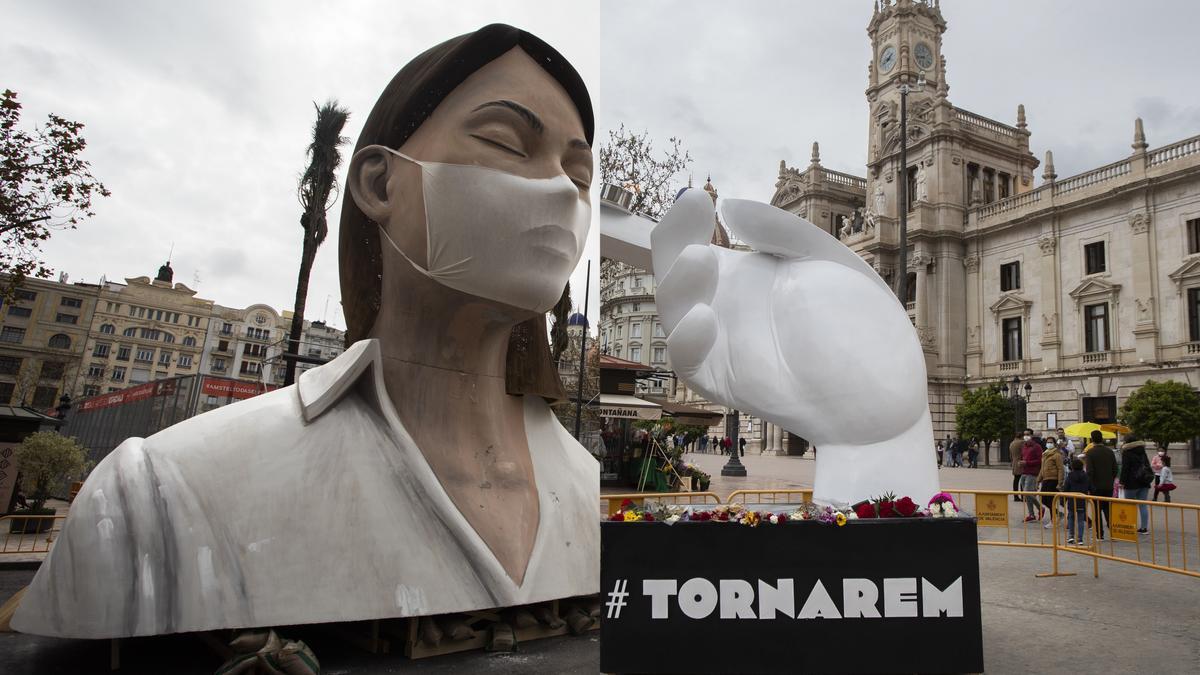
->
[1084,430,1117,539]
[1119,435,1154,534]
[1036,437,1063,528]
[1062,458,1090,545]
[967,438,979,468]
[1151,447,1165,500]
[1157,456,1176,503]
[1019,430,1044,522]
[739,437,746,457]
[936,441,944,467]
[1010,431,1028,502]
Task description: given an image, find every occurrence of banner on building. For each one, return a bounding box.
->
[201,377,276,401]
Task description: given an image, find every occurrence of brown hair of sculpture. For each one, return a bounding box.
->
[338,24,593,401]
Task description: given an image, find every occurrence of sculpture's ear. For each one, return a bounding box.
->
[346,145,395,224]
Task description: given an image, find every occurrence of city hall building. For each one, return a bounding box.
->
[773,0,1200,465]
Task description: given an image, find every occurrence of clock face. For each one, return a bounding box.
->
[879,46,897,73]
[914,42,934,70]
[254,313,268,325]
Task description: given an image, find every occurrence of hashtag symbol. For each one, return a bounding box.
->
[605,579,629,619]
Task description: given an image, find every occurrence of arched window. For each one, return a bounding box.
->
[123,327,138,337]
[99,323,116,334]
[182,336,197,347]
[161,332,176,344]
[48,334,71,349]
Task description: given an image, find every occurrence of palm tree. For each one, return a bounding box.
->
[284,100,350,386]
[549,282,572,366]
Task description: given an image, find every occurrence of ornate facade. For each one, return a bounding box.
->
[772,0,1200,464]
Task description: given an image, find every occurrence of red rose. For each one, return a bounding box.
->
[877,500,895,518]
[895,496,919,517]
[855,503,877,519]
[609,512,624,521]
[620,499,636,510]
[644,513,655,522]
[776,513,788,524]
[716,511,729,522]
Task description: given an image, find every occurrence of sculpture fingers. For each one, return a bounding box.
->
[650,188,719,287]
[721,199,891,295]
[655,244,718,334]
[665,303,718,382]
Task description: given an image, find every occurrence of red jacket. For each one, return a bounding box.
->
[1020,441,1042,476]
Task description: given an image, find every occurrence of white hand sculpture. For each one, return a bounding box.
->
[651,190,939,506]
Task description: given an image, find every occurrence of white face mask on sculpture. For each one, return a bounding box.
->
[376,147,591,313]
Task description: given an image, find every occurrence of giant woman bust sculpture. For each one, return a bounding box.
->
[14,24,599,639]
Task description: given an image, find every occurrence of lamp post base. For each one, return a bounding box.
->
[721,453,747,477]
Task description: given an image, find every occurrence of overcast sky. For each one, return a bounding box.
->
[8,1,1200,332]
[5,0,599,331]
[598,0,1200,231]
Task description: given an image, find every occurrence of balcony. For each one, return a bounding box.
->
[999,360,1021,372]
[1187,342,1200,355]
[1082,351,1110,365]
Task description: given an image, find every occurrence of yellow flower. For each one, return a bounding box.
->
[623,510,641,522]
[835,512,847,527]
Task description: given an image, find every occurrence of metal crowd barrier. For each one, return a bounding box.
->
[726,489,814,505]
[0,514,67,556]
[601,492,722,515]
[1038,492,1200,579]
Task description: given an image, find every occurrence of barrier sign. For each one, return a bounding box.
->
[1110,502,1138,542]
[601,518,984,674]
[975,492,1009,527]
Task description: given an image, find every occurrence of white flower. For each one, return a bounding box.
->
[769,514,779,524]
[666,515,681,524]
[846,510,859,520]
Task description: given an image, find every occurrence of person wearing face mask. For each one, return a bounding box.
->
[1085,429,1118,539]
[1036,436,1063,529]
[1019,429,1044,522]
[14,24,600,640]
[1010,432,1027,502]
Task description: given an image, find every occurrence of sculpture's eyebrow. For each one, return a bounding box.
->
[472,99,544,134]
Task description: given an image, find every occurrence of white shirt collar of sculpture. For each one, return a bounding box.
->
[297,338,555,595]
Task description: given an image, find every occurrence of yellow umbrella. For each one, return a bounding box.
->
[1062,422,1116,440]
[1100,423,1132,435]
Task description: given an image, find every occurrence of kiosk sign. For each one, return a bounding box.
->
[975,492,1009,527]
[601,517,984,674]
[1110,502,1138,542]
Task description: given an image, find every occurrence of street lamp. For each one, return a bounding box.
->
[895,70,926,306]
[720,408,747,477]
[54,393,72,432]
[1001,376,1033,461]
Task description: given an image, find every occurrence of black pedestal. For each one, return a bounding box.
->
[600,516,983,674]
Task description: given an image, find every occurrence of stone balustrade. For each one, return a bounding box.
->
[1081,351,1110,365]
[951,107,1018,139]
[1052,158,1131,196]
[816,168,868,191]
[970,132,1200,230]
[1148,134,1200,167]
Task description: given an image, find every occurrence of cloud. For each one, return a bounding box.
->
[597,0,1200,204]
[7,0,601,330]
